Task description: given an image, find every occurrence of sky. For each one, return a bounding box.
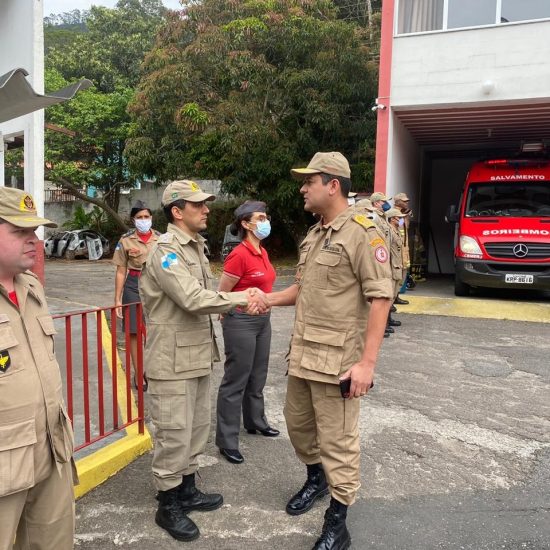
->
[43,0,183,16]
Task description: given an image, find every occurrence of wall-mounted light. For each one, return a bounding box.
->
[482,80,495,95]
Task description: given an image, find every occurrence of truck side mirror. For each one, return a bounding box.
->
[445,205,459,223]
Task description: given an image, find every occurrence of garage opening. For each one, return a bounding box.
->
[391,101,550,278]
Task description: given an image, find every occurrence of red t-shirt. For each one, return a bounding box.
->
[223,240,276,293]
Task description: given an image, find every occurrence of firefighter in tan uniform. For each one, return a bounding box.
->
[0,188,75,550]
[268,153,393,550]
[369,191,392,243]
[112,200,160,391]
[385,208,407,300]
[139,180,269,542]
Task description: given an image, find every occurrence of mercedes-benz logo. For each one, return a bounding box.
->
[513,243,529,258]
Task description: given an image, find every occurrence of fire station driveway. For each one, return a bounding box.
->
[44,261,550,550]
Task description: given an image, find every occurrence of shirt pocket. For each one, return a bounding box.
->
[37,315,57,360]
[174,327,212,373]
[0,416,37,497]
[301,324,346,376]
[0,320,19,378]
[313,250,342,289]
[52,404,74,464]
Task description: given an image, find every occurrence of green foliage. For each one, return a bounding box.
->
[4,148,24,182]
[63,204,92,230]
[127,0,380,241]
[44,0,167,217]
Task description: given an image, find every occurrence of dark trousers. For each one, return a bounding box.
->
[216,311,272,449]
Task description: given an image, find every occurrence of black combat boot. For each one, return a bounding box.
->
[312,497,352,550]
[156,486,200,541]
[179,473,224,513]
[388,315,401,327]
[286,463,329,516]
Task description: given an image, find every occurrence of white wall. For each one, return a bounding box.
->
[391,20,550,107]
[387,114,421,211]
[0,0,44,221]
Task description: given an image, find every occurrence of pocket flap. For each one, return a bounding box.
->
[0,324,18,349]
[148,379,187,395]
[0,418,37,451]
[176,327,211,347]
[315,251,341,267]
[37,315,57,336]
[303,325,346,347]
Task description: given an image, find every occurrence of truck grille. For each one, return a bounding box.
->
[484,242,550,260]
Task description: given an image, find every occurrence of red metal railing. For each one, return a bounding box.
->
[53,303,145,452]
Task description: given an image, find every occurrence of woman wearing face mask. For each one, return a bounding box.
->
[216,200,278,464]
[112,200,160,391]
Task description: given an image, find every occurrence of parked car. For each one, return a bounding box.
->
[44,229,110,260]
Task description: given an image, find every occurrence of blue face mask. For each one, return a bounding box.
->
[382,202,391,212]
[135,218,152,233]
[252,220,271,240]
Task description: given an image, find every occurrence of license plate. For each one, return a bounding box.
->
[504,274,534,284]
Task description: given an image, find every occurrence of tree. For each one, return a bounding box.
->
[44,0,166,230]
[126,0,380,244]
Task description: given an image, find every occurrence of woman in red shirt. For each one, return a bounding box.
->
[216,201,278,464]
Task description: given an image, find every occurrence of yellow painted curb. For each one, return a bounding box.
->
[74,427,152,499]
[74,312,152,499]
[400,295,550,323]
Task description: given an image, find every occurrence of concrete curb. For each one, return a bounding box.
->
[399,294,550,323]
[75,426,152,499]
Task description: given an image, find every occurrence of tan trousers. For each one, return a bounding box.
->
[148,375,211,491]
[0,460,74,550]
[284,375,361,506]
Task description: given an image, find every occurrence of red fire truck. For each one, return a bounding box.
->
[447,155,550,296]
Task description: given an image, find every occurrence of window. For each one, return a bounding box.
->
[397,0,550,34]
[501,0,550,23]
[397,0,444,34]
[447,0,497,29]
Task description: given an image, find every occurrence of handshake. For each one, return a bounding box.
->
[244,288,271,315]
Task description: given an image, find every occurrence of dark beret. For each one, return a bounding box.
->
[234,200,266,219]
[131,200,149,211]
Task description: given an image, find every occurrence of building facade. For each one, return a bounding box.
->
[374,0,550,273]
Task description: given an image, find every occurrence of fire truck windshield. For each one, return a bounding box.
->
[465,182,550,218]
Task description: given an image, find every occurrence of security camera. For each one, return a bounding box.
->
[371,103,387,112]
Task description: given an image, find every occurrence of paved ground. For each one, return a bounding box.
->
[45,259,550,550]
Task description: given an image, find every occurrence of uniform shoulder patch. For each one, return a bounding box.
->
[369,237,385,248]
[352,214,375,230]
[374,246,389,263]
[158,232,174,244]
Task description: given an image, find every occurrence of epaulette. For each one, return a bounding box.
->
[153,229,162,236]
[352,214,376,230]
[122,228,136,238]
[158,232,174,244]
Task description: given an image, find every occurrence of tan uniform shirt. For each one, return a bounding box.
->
[112,229,160,271]
[139,223,249,381]
[399,214,411,268]
[372,210,392,245]
[389,225,404,281]
[288,208,394,385]
[0,273,74,497]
